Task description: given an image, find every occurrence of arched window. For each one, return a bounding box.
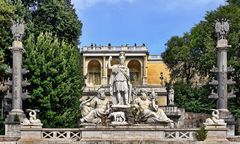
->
[87,60,101,86]
[128,60,141,86]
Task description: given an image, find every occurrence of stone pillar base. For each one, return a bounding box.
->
[6,109,26,122]
[20,125,43,140]
[5,110,26,137]
[204,125,228,142]
[5,122,21,137]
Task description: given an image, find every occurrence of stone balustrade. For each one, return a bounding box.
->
[164,129,196,140]
[39,128,197,142]
[3,127,240,143]
[160,106,184,116]
[148,55,162,60]
[81,46,148,52]
[42,128,81,141]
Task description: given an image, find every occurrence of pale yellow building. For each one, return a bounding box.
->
[80,45,170,106]
[147,56,170,85]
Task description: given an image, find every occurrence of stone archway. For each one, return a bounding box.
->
[128,60,141,86]
[87,60,101,86]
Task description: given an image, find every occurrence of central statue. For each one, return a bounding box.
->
[108,52,132,107]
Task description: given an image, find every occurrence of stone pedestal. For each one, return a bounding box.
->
[5,122,21,137]
[204,125,228,142]
[80,125,167,141]
[111,107,134,125]
[219,110,235,136]
[235,118,240,135]
[20,125,43,140]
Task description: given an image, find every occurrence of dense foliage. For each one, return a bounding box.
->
[0,0,15,134]
[195,126,207,141]
[173,81,215,113]
[21,0,82,45]
[162,1,240,116]
[0,0,14,66]
[0,0,83,128]
[24,33,83,127]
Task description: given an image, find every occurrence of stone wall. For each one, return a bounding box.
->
[181,112,211,128]
[147,60,170,85]
[0,136,19,144]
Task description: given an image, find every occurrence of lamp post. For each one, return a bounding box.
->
[160,72,164,87]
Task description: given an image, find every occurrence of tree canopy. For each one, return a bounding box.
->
[162,1,240,116]
[24,33,83,127]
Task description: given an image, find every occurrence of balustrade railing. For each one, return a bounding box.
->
[164,129,196,140]
[42,128,81,141]
[159,106,184,116]
[41,128,197,141]
[81,46,148,52]
[148,55,162,60]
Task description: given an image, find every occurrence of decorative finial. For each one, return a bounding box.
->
[215,18,229,40]
[11,19,25,41]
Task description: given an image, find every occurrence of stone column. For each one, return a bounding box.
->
[142,56,147,86]
[4,19,30,137]
[9,41,25,116]
[208,19,236,136]
[83,56,88,86]
[209,19,235,110]
[5,41,27,137]
[102,56,108,86]
[217,45,228,110]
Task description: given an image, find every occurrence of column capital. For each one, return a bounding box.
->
[9,41,25,53]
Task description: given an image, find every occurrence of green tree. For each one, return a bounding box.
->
[173,81,215,113]
[0,0,15,65]
[162,33,198,83]
[24,33,83,128]
[6,0,82,46]
[22,0,82,46]
[0,0,15,134]
[162,1,240,116]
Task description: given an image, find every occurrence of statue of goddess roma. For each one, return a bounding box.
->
[108,52,132,107]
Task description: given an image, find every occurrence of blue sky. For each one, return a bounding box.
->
[72,0,226,54]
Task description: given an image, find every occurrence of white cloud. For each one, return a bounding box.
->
[158,0,226,11]
[72,0,136,10]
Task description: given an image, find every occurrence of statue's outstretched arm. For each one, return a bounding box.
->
[151,99,158,112]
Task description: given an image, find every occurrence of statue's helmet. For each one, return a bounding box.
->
[119,52,125,64]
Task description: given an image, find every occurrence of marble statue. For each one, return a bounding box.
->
[108,111,126,123]
[133,89,173,123]
[79,96,94,118]
[80,89,111,124]
[168,86,175,105]
[22,109,42,125]
[108,52,132,107]
[11,19,25,41]
[215,18,229,40]
[204,109,226,125]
